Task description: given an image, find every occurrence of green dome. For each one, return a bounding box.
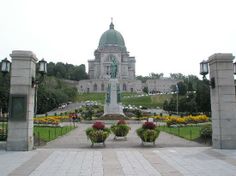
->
[99,22,125,48]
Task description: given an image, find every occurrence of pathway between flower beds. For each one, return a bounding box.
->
[42,123,205,149]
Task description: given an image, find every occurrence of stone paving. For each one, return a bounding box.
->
[1,123,236,176]
[42,123,204,149]
[1,148,236,176]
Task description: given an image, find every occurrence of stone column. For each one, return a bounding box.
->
[208,53,236,149]
[7,50,37,151]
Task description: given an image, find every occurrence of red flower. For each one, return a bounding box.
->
[92,121,105,130]
[142,122,156,129]
[117,119,127,125]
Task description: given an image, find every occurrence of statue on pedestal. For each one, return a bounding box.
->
[106,84,111,103]
[111,58,117,78]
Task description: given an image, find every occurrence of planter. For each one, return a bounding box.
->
[111,125,130,140]
[111,120,131,140]
[136,122,160,145]
[86,121,110,147]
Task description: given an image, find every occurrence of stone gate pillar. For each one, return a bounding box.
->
[7,50,37,151]
[208,53,236,149]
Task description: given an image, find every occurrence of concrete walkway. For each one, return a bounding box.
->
[2,123,236,176]
[42,123,204,149]
[2,147,236,176]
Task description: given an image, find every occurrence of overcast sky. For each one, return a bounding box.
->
[1,0,236,77]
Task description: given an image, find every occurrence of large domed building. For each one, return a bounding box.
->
[76,22,179,93]
[78,22,142,93]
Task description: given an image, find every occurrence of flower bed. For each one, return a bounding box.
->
[111,119,131,139]
[136,122,160,145]
[142,115,209,126]
[34,115,75,126]
[85,121,111,147]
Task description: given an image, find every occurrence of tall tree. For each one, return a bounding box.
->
[170,73,185,80]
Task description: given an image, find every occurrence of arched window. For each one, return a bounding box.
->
[93,84,97,91]
[101,84,105,91]
[130,88,134,92]
[123,83,127,91]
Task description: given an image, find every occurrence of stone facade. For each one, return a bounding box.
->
[88,49,135,80]
[78,79,142,93]
[146,79,180,93]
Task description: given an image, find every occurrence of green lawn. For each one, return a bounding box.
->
[158,125,202,140]
[76,92,138,104]
[122,94,172,108]
[34,126,76,142]
[76,93,105,103]
[76,92,171,108]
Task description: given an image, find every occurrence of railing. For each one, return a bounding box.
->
[0,114,8,141]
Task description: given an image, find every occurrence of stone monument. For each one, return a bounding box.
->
[103,58,124,116]
[7,50,37,151]
[208,53,236,149]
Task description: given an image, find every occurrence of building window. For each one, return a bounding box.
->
[130,88,134,92]
[101,84,105,91]
[106,66,110,75]
[123,83,127,91]
[93,84,97,91]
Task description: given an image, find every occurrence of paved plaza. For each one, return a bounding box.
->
[1,124,236,176]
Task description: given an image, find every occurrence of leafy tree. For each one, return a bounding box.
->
[196,79,211,113]
[42,61,88,81]
[163,75,210,114]
[0,72,10,113]
[142,86,148,94]
[177,82,187,95]
[170,73,185,80]
[55,62,67,78]
[37,76,78,114]
[149,73,164,79]
[47,62,56,76]
[136,75,150,83]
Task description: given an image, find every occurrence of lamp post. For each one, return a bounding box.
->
[0,58,11,116]
[1,58,11,74]
[33,59,47,116]
[1,57,47,116]
[176,84,179,115]
[200,60,208,79]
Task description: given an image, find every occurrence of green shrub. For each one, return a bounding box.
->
[200,124,212,138]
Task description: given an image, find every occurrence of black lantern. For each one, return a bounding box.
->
[200,60,208,78]
[1,58,11,74]
[38,58,47,74]
[32,58,47,87]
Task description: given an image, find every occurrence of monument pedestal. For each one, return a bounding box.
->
[103,79,124,116]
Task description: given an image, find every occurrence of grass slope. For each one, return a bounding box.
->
[76,93,172,108]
